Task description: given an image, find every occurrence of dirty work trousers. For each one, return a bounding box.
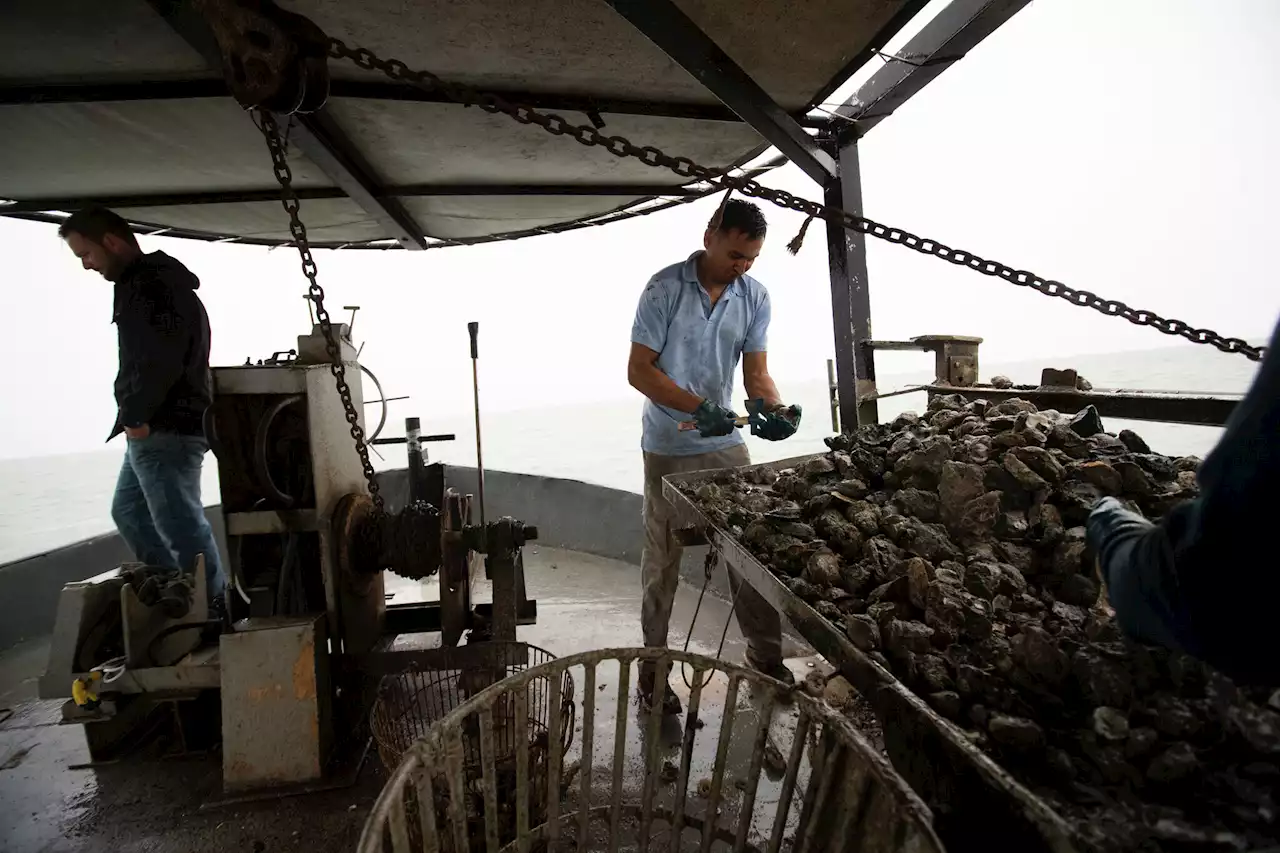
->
[641,444,782,665]
[112,431,226,604]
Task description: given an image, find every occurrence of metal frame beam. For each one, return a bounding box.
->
[2,183,705,214]
[805,0,933,110]
[0,78,830,128]
[833,0,1032,137]
[824,137,877,432]
[143,0,427,250]
[601,0,836,185]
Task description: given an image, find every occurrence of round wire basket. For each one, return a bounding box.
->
[359,647,944,853]
[369,642,575,853]
[371,642,574,772]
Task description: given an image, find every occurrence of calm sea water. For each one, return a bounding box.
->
[0,343,1261,565]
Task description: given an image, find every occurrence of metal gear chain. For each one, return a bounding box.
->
[327,37,1265,363]
[256,110,385,511]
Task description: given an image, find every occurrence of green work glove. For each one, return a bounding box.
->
[746,399,802,441]
[692,400,739,437]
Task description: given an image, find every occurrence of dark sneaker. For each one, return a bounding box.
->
[638,666,683,716]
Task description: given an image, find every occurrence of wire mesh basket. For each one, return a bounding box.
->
[369,642,576,853]
[371,642,574,772]
[359,647,945,853]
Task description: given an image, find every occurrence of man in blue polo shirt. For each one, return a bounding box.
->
[627,198,802,714]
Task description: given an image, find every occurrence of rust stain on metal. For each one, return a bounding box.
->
[248,684,283,702]
[294,637,316,700]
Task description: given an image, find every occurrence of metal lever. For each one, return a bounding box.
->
[468,322,486,529]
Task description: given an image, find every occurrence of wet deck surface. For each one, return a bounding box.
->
[0,547,820,853]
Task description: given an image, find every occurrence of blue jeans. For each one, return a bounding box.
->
[112,431,226,604]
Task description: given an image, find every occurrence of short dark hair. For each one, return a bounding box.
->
[711,198,767,240]
[58,206,138,248]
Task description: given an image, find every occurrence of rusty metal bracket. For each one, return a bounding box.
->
[191,0,331,113]
[865,335,983,388]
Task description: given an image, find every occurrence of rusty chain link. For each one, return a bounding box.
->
[326,37,1265,363]
[256,109,385,511]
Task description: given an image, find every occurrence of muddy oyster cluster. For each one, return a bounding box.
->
[682,394,1279,852]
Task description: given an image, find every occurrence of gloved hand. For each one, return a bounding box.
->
[692,399,740,437]
[746,399,802,441]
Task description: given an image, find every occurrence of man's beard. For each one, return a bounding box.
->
[102,256,127,283]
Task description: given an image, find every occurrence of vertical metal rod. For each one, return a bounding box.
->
[412,761,441,853]
[827,763,870,853]
[388,788,412,853]
[578,663,597,851]
[826,359,839,433]
[671,667,704,845]
[444,729,473,853]
[792,726,828,853]
[608,660,631,853]
[823,135,878,429]
[732,693,777,853]
[546,670,565,848]
[479,707,501,853]
[766,711,811,853]
[468,321,486,528]
[699,675,741,853]
[515,684,530,853]
[406,416,427,502]
[796,730,840,853]
[638,657,668,853]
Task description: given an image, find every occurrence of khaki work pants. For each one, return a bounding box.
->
[641,444,782,665]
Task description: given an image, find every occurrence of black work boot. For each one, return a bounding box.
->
[637,664,683,716]
[745,652,797,694]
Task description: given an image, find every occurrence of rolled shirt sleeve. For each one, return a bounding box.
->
[743,287,771,353]
[631,278,671,353]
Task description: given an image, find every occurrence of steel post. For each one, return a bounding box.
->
[823,136,878,429]
[405,417,427,503]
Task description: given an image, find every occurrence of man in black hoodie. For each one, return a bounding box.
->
[60,207,226,613]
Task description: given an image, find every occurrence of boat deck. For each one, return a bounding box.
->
[0,546,818,853]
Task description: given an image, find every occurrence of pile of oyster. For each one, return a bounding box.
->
[681,394,1279,852]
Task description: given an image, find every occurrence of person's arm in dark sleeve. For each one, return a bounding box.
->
[1087,316,1280,672]
[116,282,189,428]
[1086,497,1189,652]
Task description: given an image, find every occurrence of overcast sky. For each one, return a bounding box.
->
[2,0,1278,462]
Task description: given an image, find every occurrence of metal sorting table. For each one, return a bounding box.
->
[664,454,1083,853]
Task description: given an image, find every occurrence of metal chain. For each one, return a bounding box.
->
[327,37,1265,363]
[256,110,385,511]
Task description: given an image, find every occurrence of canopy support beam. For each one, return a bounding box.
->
[0,79,831,128]
[3,183,707,214]
[600,0,836,185]
[832,0,1032,137]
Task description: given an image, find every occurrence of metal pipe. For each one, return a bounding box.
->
[733,692,778,853]
[700,675,741,853]
[608,660,630,853]
[672,668,704,843]
[823,137,879,429]
[638,657,669,853]
[411,763,441,853]
[515,684,531,853]
[469,322,487,529]
[767,711,811,853]
[387,787,411,853]
[479,707,501,853]
[578,663,597,852]
[545,672,564,847]
[405,417,427,503]
[826,358,839,432]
